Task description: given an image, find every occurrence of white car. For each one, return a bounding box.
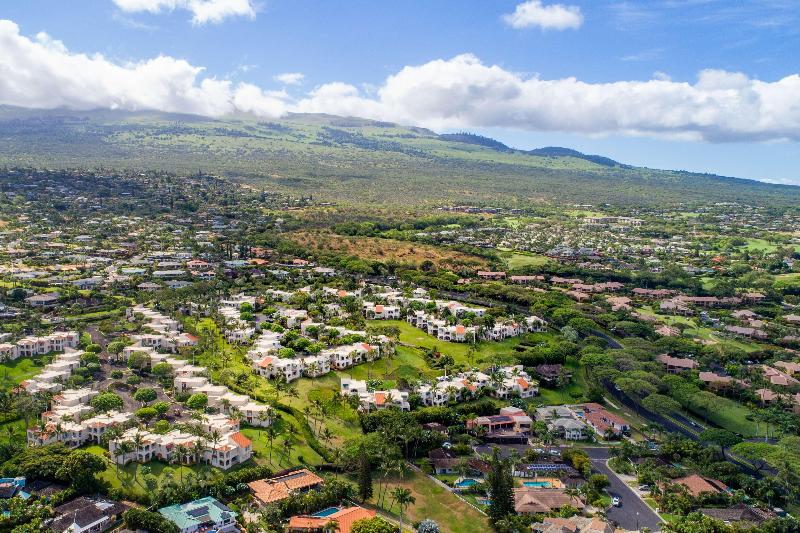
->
[611,497,621,507]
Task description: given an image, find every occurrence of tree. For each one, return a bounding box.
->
[56,450,106,493]
[127,351,151,372]
[123,509,180,533]
[357,444,373,502]
[90,392,124,413]
[351,517,398,533]
[186,393,208,410]
[133,388,157,405]
[136,406,158,424]
[700,429,742,460]
[642,393,682,415]
[661,512,733,533]
[391,487,415,532]
[487,447,515,526]
[152,401,170,416]
[417,519,440,533]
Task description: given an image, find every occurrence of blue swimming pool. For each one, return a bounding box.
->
[477,499,492,506]
[523,481,553,488]
[455,478,479,488]
[313,507,340,517]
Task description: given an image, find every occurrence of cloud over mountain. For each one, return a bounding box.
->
[2,20,800,143]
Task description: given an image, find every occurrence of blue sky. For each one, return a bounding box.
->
[2,0,800,183]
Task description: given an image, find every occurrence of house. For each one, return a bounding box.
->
[288,506,376,533]
[534,364,570,386]
[25,292,60,307]
[700,504,775,528]
[550,418,587,441]
[533,516,616,533]
[363,302,401,320]
[255,356,303,382]
[248,469,324,506]
[514,488,584,514]
[48,496,129,533]
[657,354,699,373]
[159,497,238,533]
[467,407,532,441]
[477,271,506,280]
[664,474,728,497]
[578,403,629,437]
[725,325,768,339]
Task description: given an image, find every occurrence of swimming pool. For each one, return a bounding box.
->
[477,499,492,506]
[523,481,553,488]
[313,507,340,517]
[455,478,479,488]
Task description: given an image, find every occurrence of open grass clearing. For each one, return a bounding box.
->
[373,320,526,367]
[501,251,551,270]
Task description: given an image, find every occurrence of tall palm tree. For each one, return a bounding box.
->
[391,487,415,532]
[265,424,278,465]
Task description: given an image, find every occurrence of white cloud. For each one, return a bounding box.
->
[295,54,800,142]
[274,72,305,85]
[112,0,256,25]
[2,20,800,143]
[0,20,286,117]
[503,0,583,30]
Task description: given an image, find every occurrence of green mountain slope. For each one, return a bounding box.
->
[0,106,795,206]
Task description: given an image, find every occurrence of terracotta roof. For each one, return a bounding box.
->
[374,392,386,406]
[230,432,251,448]
[668,474,728,497]
[329,507,376,533]
[249,469,324,505]
[288,516,328,530]
[258,356,274,368]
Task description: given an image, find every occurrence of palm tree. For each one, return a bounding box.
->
[391,487,415,531]
[321,427,333,449]
[265,424,278,465]
[132,431,145,483]
[115,440,134,479]
[564,487,581,506]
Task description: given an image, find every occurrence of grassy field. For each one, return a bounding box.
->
[533,361,588,405]
[0,356,48,390]
[289,231,490,270]
[242,425,324,467]
[501,251,551,270]
[373,320,525,367]
[85,445,216,496]
[356,468,489,533]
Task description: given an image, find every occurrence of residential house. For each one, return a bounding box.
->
[248,469,324,506]
[159,497,238,533]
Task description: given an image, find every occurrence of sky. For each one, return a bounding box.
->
[2,0,800,183]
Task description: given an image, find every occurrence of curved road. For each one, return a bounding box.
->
[582,447,662,532]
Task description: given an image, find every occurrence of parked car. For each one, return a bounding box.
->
[612,497,621,507]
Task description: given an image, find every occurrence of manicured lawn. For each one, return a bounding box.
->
[371,469,489,533]
[696,399,758,437]
[242,425,324,467]
[373,320,525,367]
[532,361,588,406]
[85,445,217,496]
[0,355,49,389]
[501,251,551,270]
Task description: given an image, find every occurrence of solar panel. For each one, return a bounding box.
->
[187,506,209,517]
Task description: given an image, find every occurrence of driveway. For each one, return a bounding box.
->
[583,448,662,532]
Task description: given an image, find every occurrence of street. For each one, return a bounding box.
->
[583,447,662,532]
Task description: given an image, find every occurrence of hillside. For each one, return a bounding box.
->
[0,106,796,206]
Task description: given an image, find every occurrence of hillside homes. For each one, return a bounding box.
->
[0,331,80,361]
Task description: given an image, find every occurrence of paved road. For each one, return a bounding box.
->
[583,448,662,532]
